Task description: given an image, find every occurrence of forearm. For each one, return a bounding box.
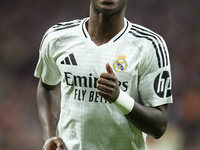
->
[97,63,169,139]
[38,106,58,141]
[113,89,169,139]
[37,80,61,141]
[125,102,169,139]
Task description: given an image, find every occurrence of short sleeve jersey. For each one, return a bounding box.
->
[34,18,173,150]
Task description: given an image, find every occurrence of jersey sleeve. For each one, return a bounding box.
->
[34,33,62,85]
[138,37,173,107]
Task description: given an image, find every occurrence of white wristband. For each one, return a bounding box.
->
[113,89,135,115]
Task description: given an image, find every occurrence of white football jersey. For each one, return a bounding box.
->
[34,17,173,150]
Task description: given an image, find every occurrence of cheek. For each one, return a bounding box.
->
[120,0,128,7]
[91,0,102,11]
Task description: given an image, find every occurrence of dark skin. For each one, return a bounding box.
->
[88,0,128,46]
[37,0,170,150]
[37,80,64,150]
[97,63,169,139]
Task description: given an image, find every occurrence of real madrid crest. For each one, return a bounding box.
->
[113,54,128,72]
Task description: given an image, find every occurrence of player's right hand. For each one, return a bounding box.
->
[43,137,66,150]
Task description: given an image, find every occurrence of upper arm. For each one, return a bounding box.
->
[38,79,60,91]
[138,38,173,107]
[37,79,61,120]
[154,104,170,125]
[37,79,61,104]
[34,30,62,86]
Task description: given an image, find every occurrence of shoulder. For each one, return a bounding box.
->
[128,20,164,40]
[45,19,82,36]
[40,18,84,49]
[127,21,167,49]
[127,20,170,69]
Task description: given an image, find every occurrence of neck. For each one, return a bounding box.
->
[87,9,125,46]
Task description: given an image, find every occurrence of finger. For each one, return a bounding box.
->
[43,139,56,150]
[98,84,118,102]
[56,144,64,150]
[97,83,114,93]
[98,77,116,88]
[43,137,64,150]
[98,90,109,98]
[105,63,115,76]
[54,138,64,150]
[99,73,117,82]
[98,87,112,99]
[43,142,57,150]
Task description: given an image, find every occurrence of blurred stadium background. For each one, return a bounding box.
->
[0,0,200,149]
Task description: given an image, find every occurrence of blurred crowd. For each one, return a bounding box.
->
[0,0,199,150]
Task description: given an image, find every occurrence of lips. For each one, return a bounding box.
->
[102,0,114,4]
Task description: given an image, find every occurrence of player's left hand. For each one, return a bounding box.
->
[97,63,119,102]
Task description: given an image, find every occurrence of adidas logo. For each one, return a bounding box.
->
[61,53,77,66]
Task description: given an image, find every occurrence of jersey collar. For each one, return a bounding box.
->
[81,17,130,43]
